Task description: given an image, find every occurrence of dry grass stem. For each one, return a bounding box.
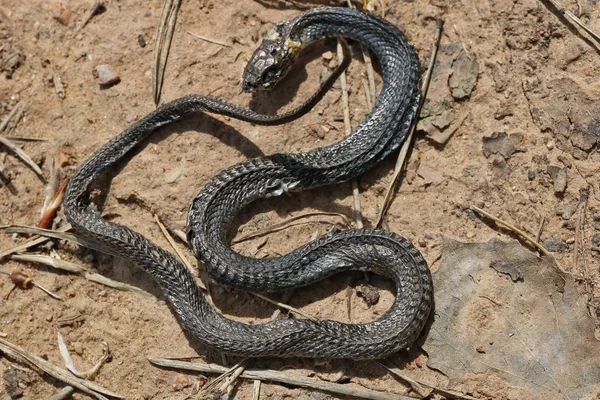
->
[543,0,600,43]
[150,358,413,400]
[75,1,106,34]
[0,337,122,400]
[154,214,201,281]
[200,360,247,395]
[375,19,444,228]
[232,211,351,244]
[0,101,23,132]
[38,177,70,229]
[152,0,182,104]
[58,332,110,379]
[252,379,261,400]
[250,292,319,322]
[469,205,567,273]
[381,360,477,400]
[31,281,63,300]
[10,253,86,274]
[85,273,149,295]
[187,31,231,47]
[9,253,148,295]
[219,364,246,394]
[377,361,429,397]
[337,39,364,228]
[49,386,76,400]
[535,216,545,242]
[0,132,43,179]
[2,225,113,255]
[0,224,72,260]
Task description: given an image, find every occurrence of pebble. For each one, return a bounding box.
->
[547,165,567,194]
[73,341,83,355]
[322,51,333,61]
[542,236,568,252]
[53,3,72,26]
[95,64,120,86]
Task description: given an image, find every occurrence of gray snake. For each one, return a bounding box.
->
[64,6,433,359]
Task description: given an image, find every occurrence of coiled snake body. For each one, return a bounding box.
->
[64,7,433,359]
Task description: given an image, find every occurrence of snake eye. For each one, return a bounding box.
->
[262,67,278,84]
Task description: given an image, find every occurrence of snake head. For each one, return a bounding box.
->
[242,23,299,92]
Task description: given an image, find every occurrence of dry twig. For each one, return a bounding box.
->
[337,39,364,228]
[154,214,199,278]
[38,177,70,229]
[187,31,231,47]
[0,102,43,178]
[542,0,600,43]
[152,0,182,104]
[0,224,72,260]
[250,292,319,322]
[375,19,444,228]
[75,1,106,34]
[470,205,567,273]
[57,332,111,379]
[49,386,76,400]
[380,360,477,400]
[0,337,122,400]
[150,358,413,400]
[232,211,350,244]
[252,379,261,400]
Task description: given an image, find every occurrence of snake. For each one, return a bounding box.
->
[64,6,433,359]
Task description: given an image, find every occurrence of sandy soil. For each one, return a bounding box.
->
[1,0,599,399]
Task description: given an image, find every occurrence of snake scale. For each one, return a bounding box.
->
[64,6,433,359]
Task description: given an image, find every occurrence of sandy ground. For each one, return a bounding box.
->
[1,0,599,399]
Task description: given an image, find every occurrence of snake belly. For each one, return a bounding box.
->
[64,7,432,359]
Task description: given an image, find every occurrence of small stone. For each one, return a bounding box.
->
[476,346,486,354]
[322,51,333,61]
[527,170,536,181]
[546,140,555,150]
[547,165,567,194]
[542,236,568,253]
[557,155,572,168]
[73,342,83,355]
[356,283,380,306]
[94,64,120,86]
[137,34,147,48]
[46,314,53,322]
[53,3,72,26]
